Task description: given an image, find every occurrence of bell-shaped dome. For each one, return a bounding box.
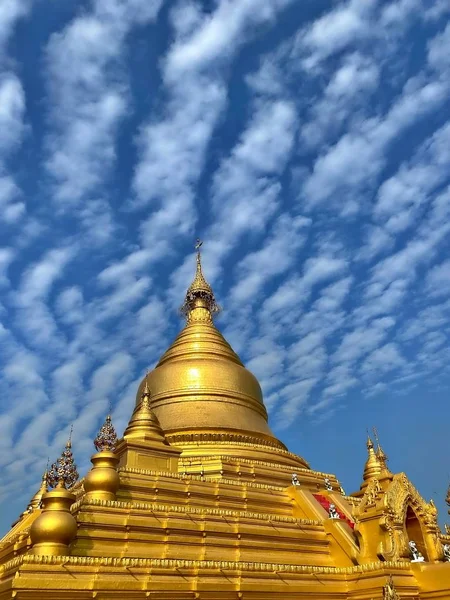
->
[135,250,286,451]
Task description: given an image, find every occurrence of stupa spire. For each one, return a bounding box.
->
[124,373,167,443]
[142,372,151,407]
[362,431,382,483]
[373,426,390,473]
[47,427,79,489]
[21,468,49,517]
[180,239,220,321]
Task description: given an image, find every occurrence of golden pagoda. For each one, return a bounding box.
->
[1,247,449,599]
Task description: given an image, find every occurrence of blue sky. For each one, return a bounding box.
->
[0,0,450,536]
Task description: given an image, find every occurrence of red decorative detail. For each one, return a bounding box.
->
[313,493,355,529]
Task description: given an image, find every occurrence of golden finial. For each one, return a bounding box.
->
[446,481,450,509]
[366,428,374,450]
[94,414,118,452]
[47,428,79,489]
[140,371,152,409]
[373,426,389,470]
[180,239,221,318]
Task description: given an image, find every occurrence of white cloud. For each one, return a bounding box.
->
[165,0,292,81]
[425,260,450,298]
[45,0,163,206]
[135,0,295,252]
[228,215,310,304]
[0,247,15,286]
[333,316,395,365]
[0,0,29,54]
[0,73,25,155]
[374,121,450,233]
[361,342,406,376]
[427,22,450,74]
[300,18,450,214]
[0,6,28,224]
[296,0,378,70]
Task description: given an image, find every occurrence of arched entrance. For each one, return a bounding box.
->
[405,505,428,560]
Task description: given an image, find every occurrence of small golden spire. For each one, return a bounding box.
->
[446,482,450,511]
[94,414,118,452]
[22,469,48,516]
[124,375,167,443]
[362,431,382,483]
[373,426,390,472]
[47,429,79,489]
[180,239,221,319]
[142,371,151,407]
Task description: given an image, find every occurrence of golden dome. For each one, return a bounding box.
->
[136,249,286,452]
[29,484,77,556]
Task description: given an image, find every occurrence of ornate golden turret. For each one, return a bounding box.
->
[46,432,79,489]
[125,376,167,443]
[84,414,120,502]
[29,434,78,556]
[362,434,382,485]
[117,376,181,471]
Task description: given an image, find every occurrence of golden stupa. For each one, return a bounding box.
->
[1,248,449,599]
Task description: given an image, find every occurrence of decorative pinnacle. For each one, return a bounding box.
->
[180,239,221,318]
[141,372,151,408]
[373,426,389,467]
[366,429,374,450]
[47,430,79,489]
[24,468,49,514]
[94,414,118,452]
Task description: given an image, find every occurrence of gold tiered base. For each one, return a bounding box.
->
[1,454,449,598]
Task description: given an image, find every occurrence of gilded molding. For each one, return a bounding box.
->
[117,466,285,490]
[178,455,336,478]
[78,497,321,526]
[169,435,309,464]
[166,431,287,451]
[0,553,411,577]
[0,528,30,551]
